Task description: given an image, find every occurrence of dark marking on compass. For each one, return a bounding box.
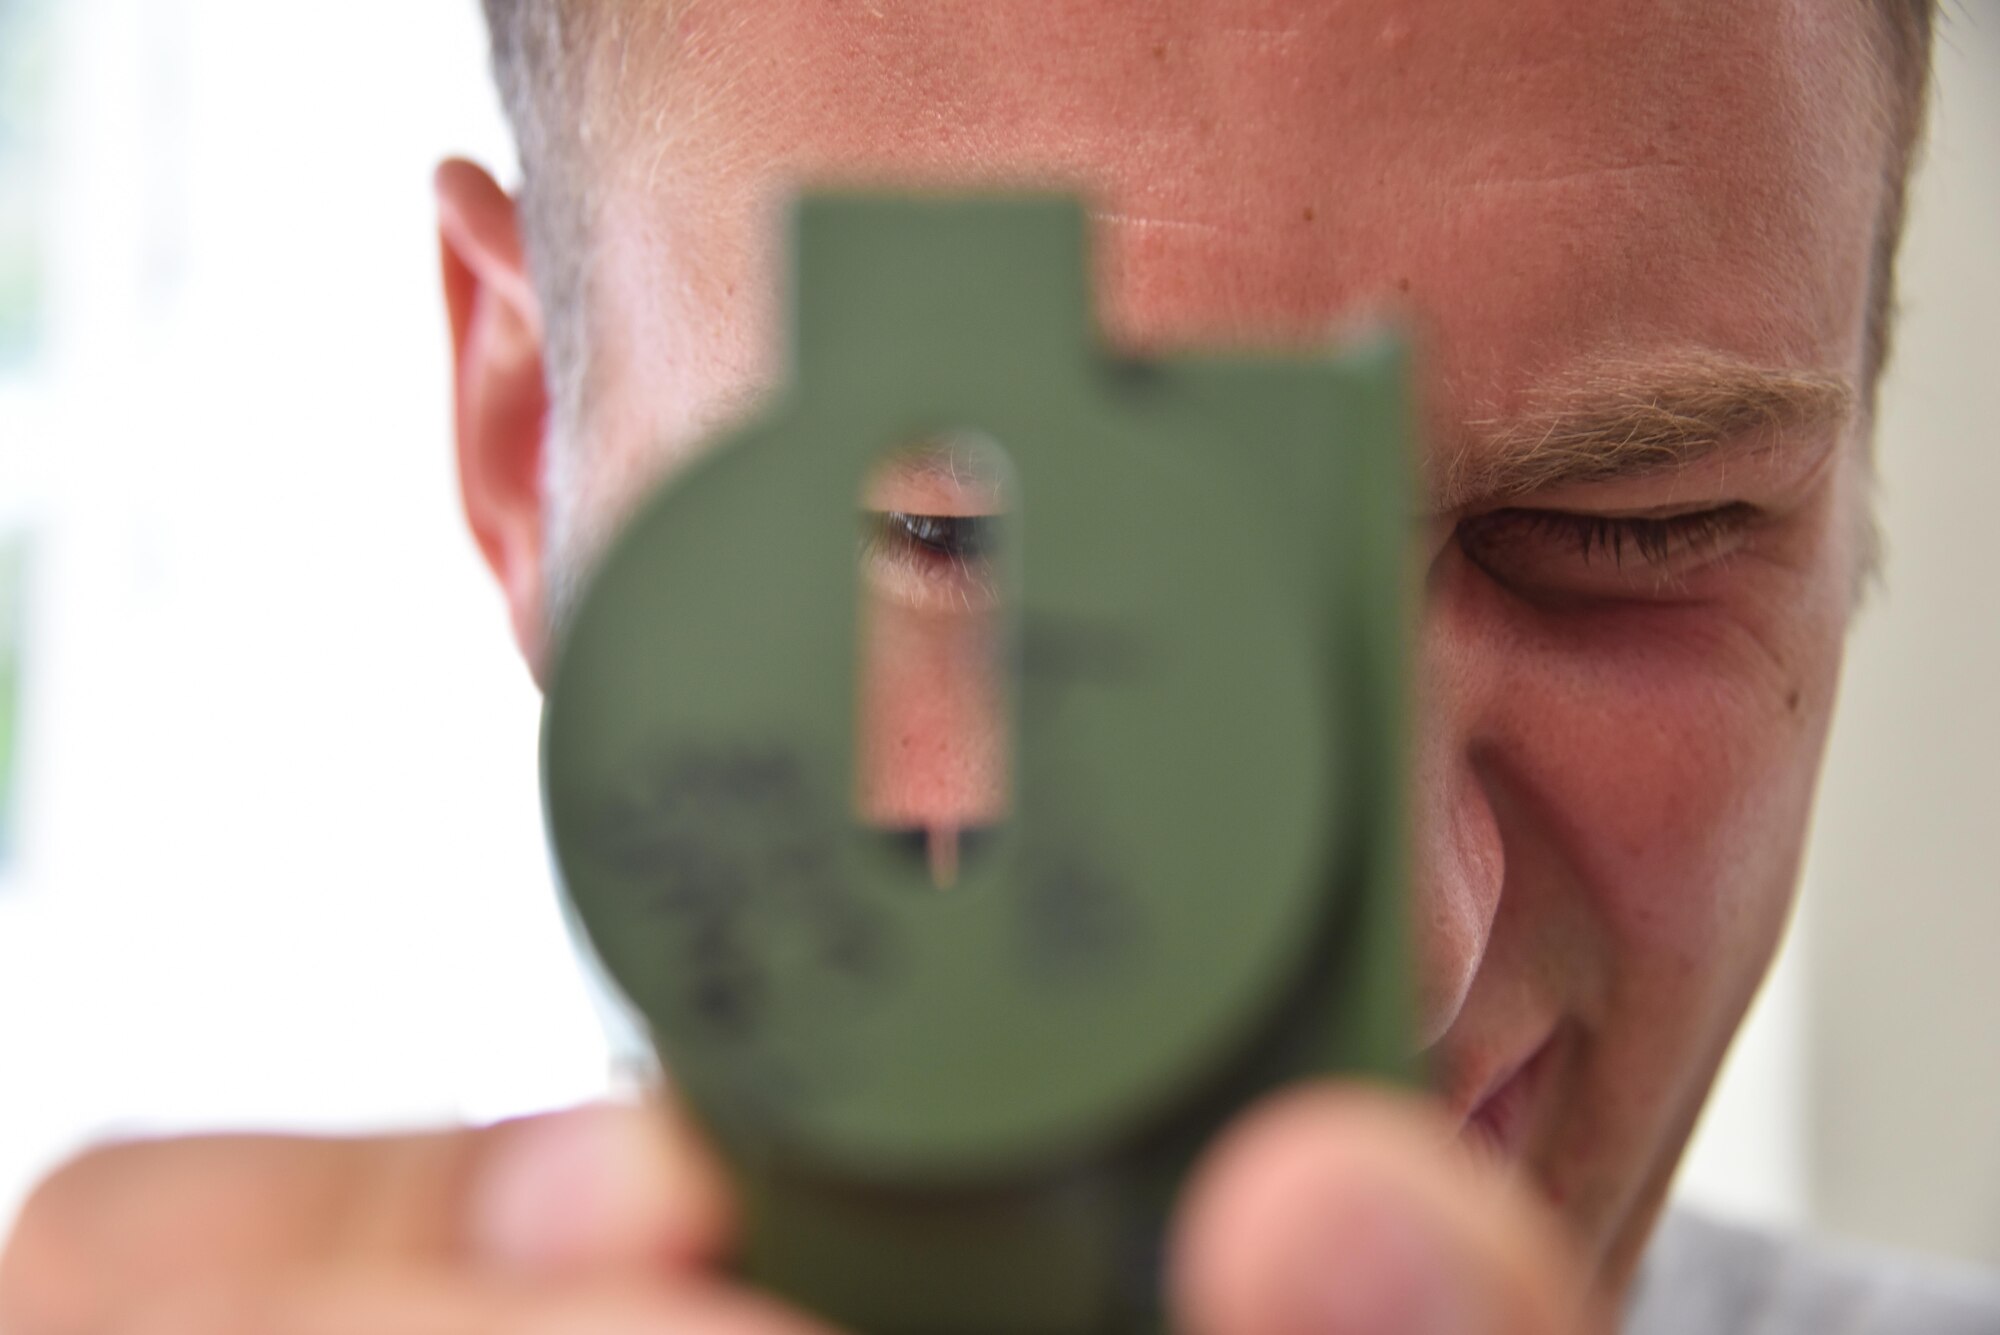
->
[1019,841,1143,982]
[586,742,897,1054]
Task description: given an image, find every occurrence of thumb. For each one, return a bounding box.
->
[461,1099,738,1278]
[1170,1085,1590,1335]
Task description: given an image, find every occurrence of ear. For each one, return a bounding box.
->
[437,157,554,685]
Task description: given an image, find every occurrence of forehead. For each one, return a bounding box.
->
[587,0,1886,462]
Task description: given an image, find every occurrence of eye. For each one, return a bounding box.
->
[872,511,996,562]
[1456,502,1759,600]
[860,510,1003,613]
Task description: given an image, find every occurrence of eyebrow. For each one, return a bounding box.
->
[865,434,1011,509]
[1436,352,1857,512]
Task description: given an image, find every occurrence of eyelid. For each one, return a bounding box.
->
[1456,502,1760,599]
[862,449,1010,519]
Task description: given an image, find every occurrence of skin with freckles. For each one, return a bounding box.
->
[471,0,1888,1308]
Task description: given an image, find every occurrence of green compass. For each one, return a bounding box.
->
[542,195,1415,1334]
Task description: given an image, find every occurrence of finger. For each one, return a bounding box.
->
[461,1099,738,1277]
[1169,1084,1593,1335]
[125,1273,840,1335]
[0,1100,737,1331]
[2,1132,391,1333]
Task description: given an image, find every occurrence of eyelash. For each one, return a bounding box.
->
[1455,502,1760,597]
[866,502,1753,600]
[869,511,996,562]
[1496,503,1755,565]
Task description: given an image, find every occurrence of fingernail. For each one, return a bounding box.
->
[466,1104,673,1275]
[1281,1188,1486,1335]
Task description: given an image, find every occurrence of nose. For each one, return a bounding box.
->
[852,579,1012,869]
[1407,571,1509,1048]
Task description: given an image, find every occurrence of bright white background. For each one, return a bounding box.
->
[0,0,1993,1267]
[0,0,611,1225]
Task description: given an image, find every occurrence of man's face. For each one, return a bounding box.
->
[531,0,1887,1300]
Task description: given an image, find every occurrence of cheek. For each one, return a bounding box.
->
[1453,562,1844,972]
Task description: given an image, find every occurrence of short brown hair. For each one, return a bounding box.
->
[481,0,610,434]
